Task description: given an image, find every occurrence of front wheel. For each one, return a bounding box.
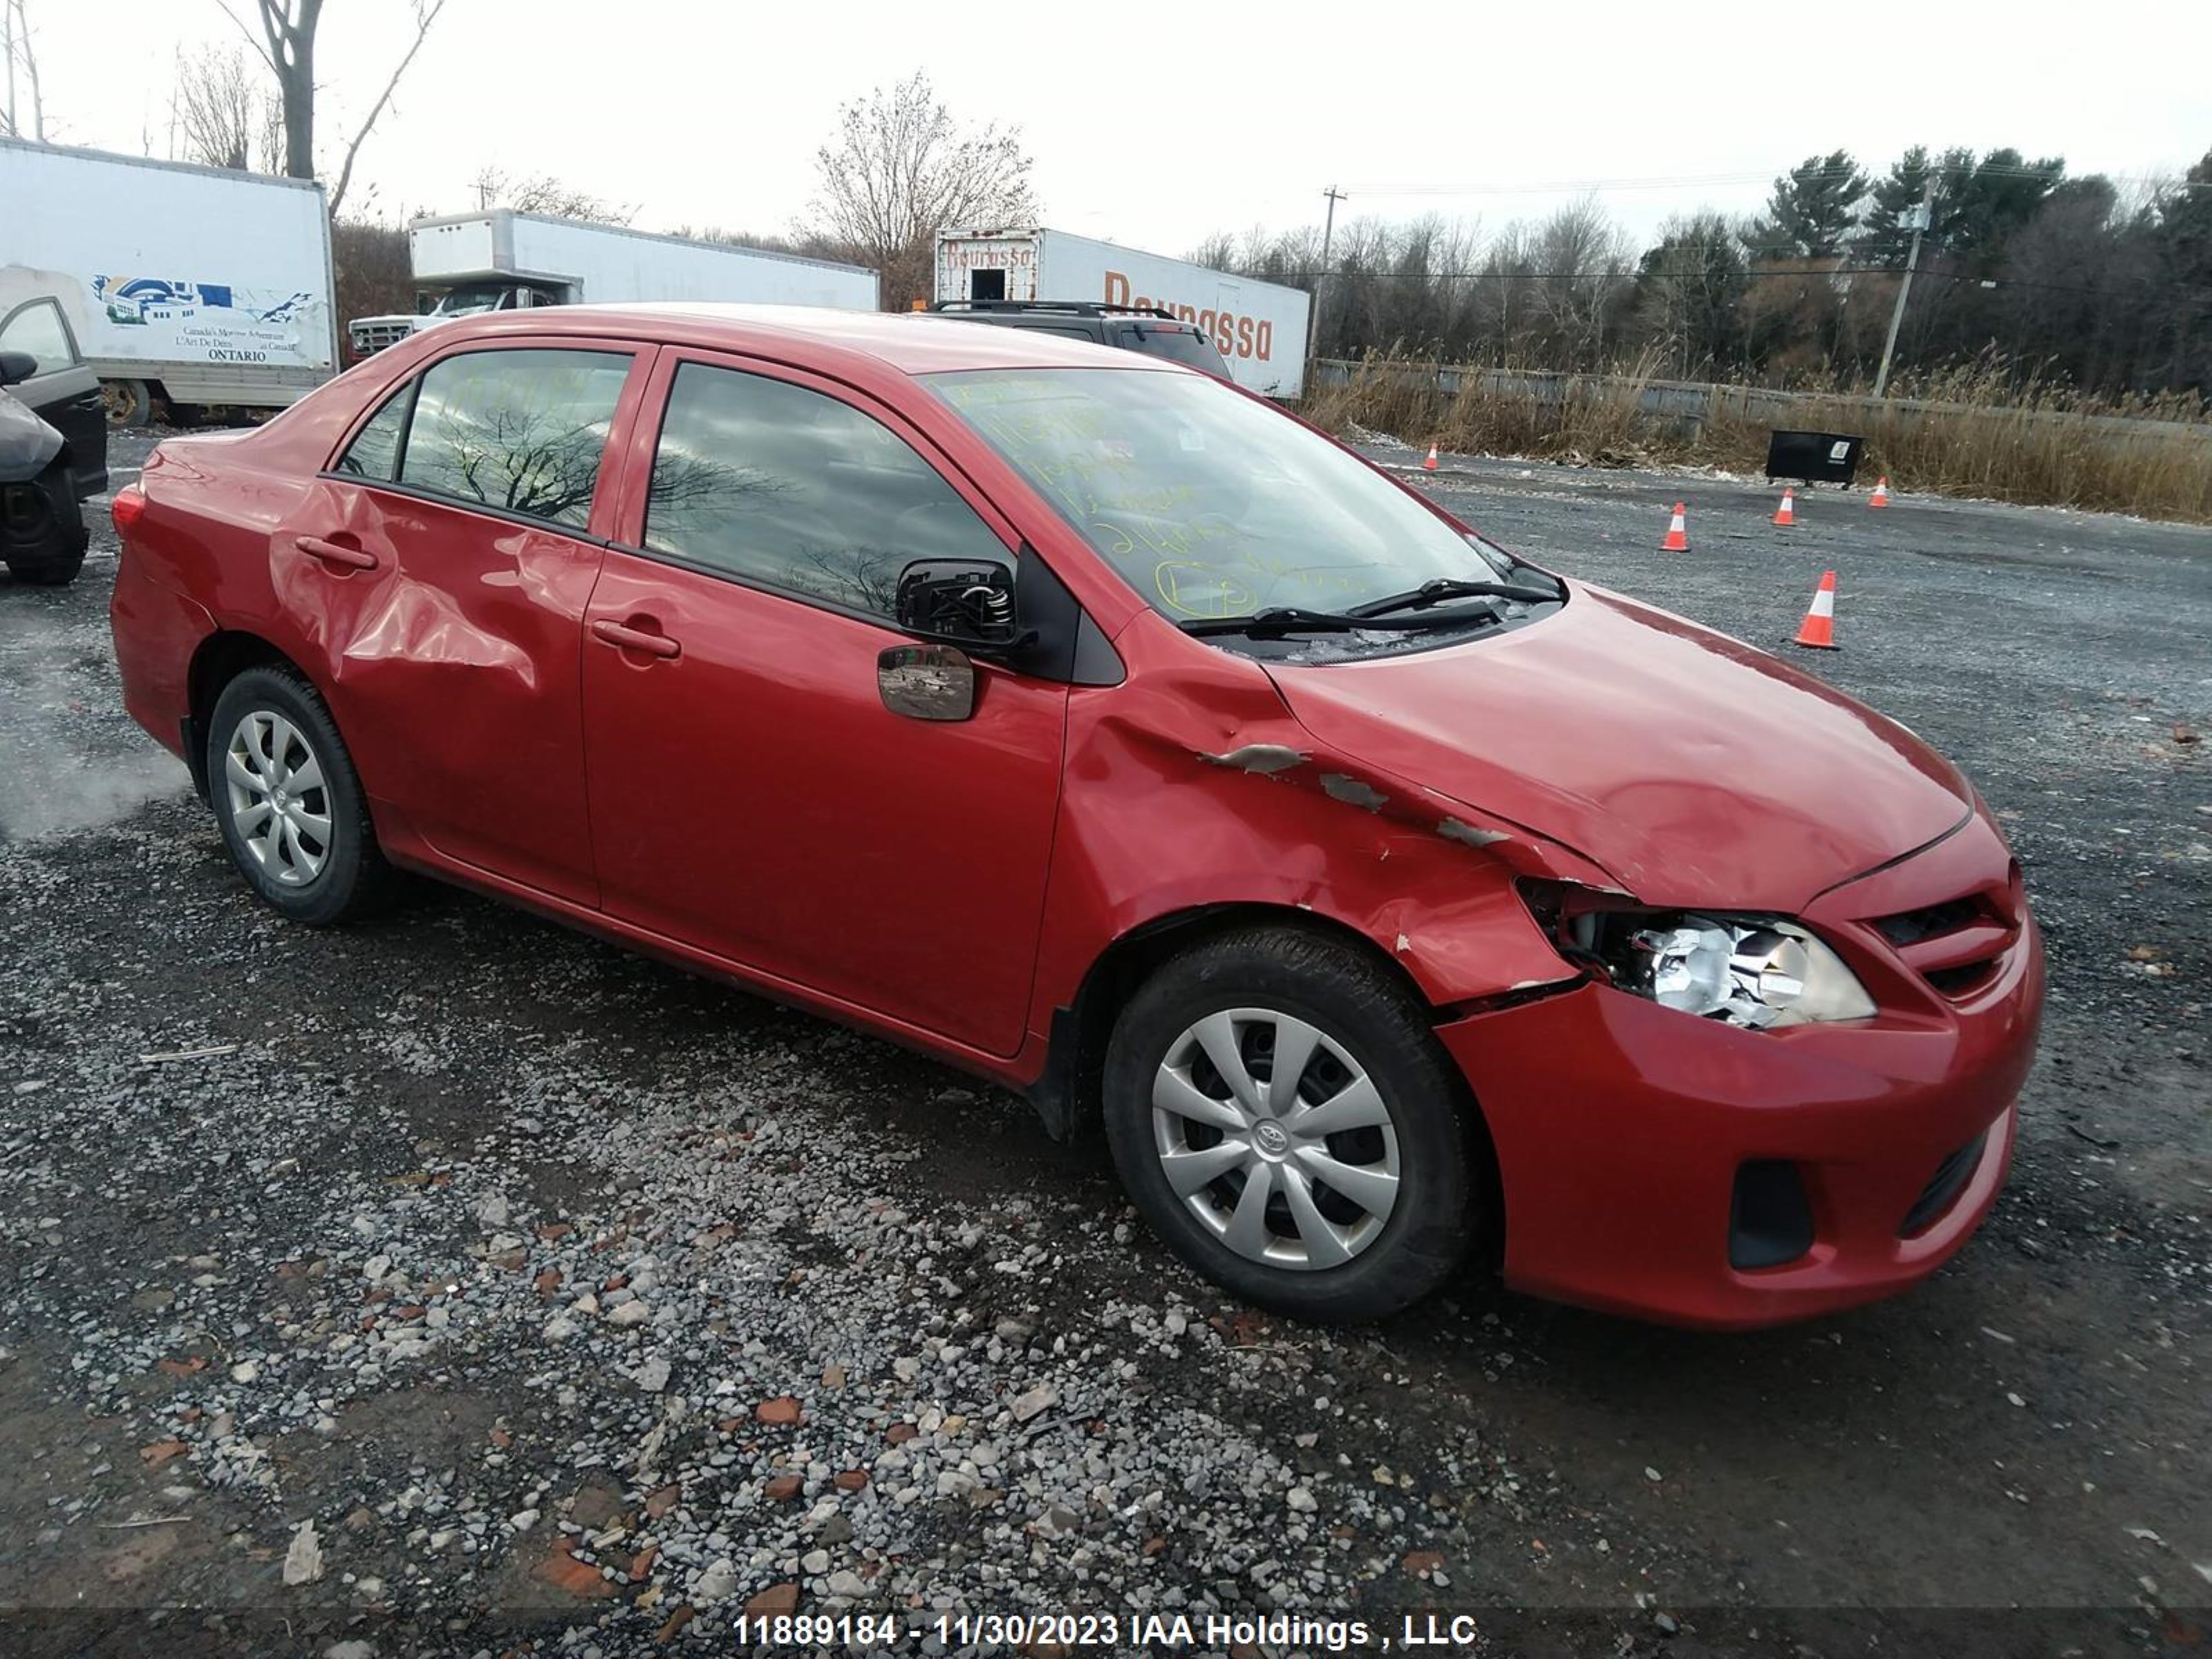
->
[1,465,88,585]
[205,666,396,925]
[1103,927,1481,1323]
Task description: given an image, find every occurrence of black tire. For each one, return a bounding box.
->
[103,378,153,429]
[205,666,397,926]
[1103,926,1481,1323]
[1,464,88,586]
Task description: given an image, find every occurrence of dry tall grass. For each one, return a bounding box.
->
[1304,355,2212,524]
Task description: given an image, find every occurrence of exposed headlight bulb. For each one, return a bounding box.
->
[1633,922,1811,1029]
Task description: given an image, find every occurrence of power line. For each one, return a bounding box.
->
[1253,265,2212,302]
[1346,162,2208,198]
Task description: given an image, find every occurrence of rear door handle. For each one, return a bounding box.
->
[294,534,378,571]
[590,618,682,659]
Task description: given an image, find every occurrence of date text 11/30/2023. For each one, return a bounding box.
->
[727,1611,1510,1651]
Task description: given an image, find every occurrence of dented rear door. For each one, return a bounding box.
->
[284,339,653,906]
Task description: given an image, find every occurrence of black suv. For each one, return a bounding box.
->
[925,301,1232,379]
[1,288,108,586]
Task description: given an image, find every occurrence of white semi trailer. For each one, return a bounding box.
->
[0,137,336,427]
[933,227,1312,396]
[348,211,882,357]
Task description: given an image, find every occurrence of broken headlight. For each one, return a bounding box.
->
[1539,894,1875,1029]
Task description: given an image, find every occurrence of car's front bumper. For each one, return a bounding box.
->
[1438,812,2044,1330]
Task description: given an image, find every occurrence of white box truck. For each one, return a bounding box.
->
[1,137,336,427]
[348,211,882,357]
[933,227,1312,396]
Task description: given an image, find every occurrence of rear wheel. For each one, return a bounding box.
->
[102,378,153,429]
[205,666,396,925]
[1,463,88,585]
[1103,927,1480,1322]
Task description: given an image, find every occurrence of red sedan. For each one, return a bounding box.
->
[106,306,2043,1327]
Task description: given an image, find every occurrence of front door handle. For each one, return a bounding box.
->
[590,617,682,660]
[294,534,378,571]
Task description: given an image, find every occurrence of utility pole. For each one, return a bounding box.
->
[1873,179,1935,398]
[1305,186,1347,373]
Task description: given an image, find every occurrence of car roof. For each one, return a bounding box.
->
[439,302,1185,379]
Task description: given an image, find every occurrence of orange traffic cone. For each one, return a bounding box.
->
[1772,486,1797,527]
[1868,476,1891,509]
[1423,442,1439,471]
[1793,570,1839,650]
[1660,501,1689,552]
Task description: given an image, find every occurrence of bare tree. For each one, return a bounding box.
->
[173,47,281,172]
[2,0,48,142]
[217,0,447,213]
[804,73,1036,307]
[468,165,637,226]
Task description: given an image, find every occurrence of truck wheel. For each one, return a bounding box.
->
[206,666,398,925]
[102,378,153,429]
[1102,926,1481,1323]
[1,463,89,586]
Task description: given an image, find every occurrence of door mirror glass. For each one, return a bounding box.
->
[894,559,1020,648]
[877,643,977,722]
[0,350,36,388]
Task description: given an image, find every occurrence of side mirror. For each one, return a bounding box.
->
[0,350,38,388]
[877,643,976,722]
[894,558,1022,651]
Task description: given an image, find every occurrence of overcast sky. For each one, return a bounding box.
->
[19,0,2212,256]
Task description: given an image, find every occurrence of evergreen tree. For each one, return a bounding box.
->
[1945,149,2068,267]
[1752,151,1868,257]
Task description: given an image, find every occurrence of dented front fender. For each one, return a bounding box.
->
[1029,616,1612,1020]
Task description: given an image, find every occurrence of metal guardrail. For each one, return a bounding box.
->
[1308,359,2210,445]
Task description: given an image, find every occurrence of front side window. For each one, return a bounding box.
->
[0,300,78,374]
[399,348,630,528]
[932,367,1512,624]
[644,363,1009,617]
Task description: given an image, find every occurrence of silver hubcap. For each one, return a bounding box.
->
[224,710,332,887]
[1151,1007,1401,1272]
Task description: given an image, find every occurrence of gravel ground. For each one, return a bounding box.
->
[0,431,2206,1658]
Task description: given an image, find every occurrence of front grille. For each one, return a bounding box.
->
[1874,897,1983,948]
[1873,886,2017,1001]
[1899,1133,1987,1236]
[350,321,416,356]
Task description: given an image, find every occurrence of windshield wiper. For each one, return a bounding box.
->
[1177,605,1503,639]
[1350,576,1560,617]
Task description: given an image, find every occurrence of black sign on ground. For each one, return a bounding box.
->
[1766,429,1865,485]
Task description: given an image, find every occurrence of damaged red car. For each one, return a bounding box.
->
[107,306,2043,1327]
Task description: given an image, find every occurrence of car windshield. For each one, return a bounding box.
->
[430,283,512,318]
[930,367,1517,627]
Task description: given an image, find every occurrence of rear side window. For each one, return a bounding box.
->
[335,383,415,481]
[397,348,630,528]
[644,362,1009,617]
[0,299,79,374]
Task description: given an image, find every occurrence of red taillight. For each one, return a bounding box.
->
[111,485,147,538]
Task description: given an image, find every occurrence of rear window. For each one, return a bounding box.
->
[1116,321,1230,377]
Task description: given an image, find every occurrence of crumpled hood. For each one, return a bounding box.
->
[1266,583,1970,913]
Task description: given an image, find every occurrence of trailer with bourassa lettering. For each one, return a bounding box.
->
[1,136,335,428]
[933,227,1311,397]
